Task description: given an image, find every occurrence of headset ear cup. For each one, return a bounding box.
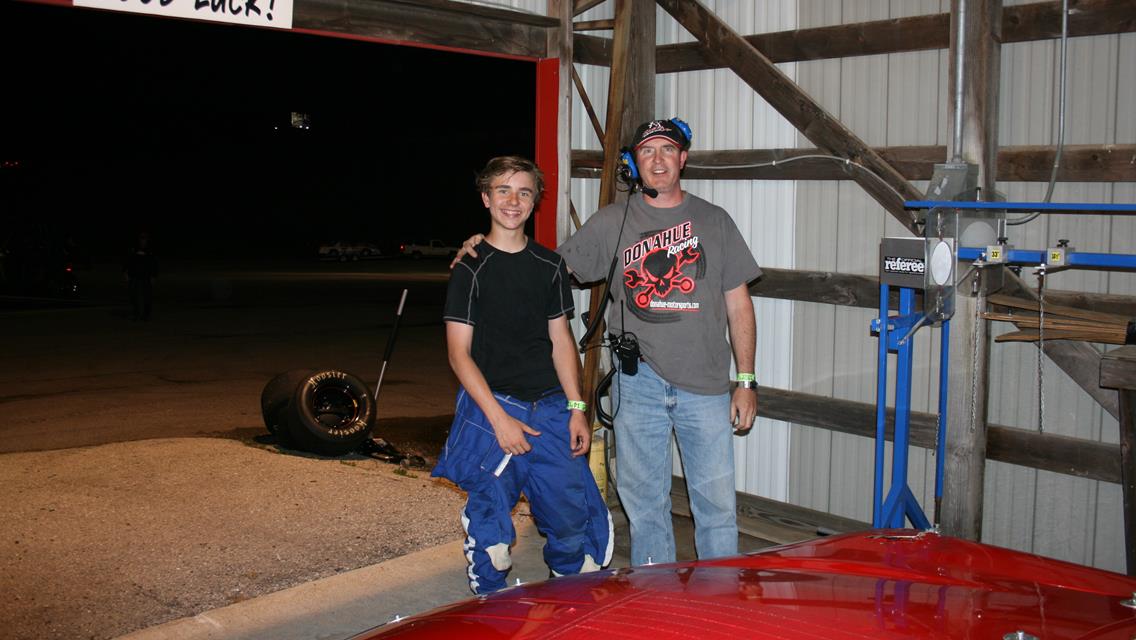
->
[619,149,639,181]
[670,118,693,149]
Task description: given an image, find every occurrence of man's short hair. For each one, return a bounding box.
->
[476,156,544,202]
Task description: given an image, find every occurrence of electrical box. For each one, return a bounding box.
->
[880,236,955,324]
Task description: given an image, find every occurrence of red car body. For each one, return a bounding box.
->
[356,529,1136,640]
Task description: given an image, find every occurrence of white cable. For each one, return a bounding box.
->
[685,153,909,209]
[1007,0,1069,226]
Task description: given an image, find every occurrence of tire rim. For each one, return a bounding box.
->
[312,385,361,429]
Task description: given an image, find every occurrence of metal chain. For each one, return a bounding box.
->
[969,267,982,433]
[1036,267,1046,434]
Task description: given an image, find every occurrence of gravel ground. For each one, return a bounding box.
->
[0,260,470,640]
[0,434,466,640]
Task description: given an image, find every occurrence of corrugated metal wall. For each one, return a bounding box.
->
[788,0,1133,572]
[483,0,1133,572]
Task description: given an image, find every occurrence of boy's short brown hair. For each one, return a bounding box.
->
[475,156,544,203]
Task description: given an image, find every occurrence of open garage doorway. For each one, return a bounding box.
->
[1,0,539,263]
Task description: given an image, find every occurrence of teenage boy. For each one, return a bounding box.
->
[433,156,613,595]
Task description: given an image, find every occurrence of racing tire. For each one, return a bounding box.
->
[260,369,315,444]
[284,370,376,456]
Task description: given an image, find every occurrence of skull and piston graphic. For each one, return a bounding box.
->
[622,221,701,310]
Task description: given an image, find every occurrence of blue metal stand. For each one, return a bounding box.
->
[871,284,948,529]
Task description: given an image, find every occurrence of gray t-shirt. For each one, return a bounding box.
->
[559,192,761,394]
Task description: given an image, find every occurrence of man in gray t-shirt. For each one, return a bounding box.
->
[559,118,761,566]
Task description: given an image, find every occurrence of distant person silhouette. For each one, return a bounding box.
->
[124,232,158,321]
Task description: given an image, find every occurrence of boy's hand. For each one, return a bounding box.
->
[449,234,486,269]
[492,414,541,455]
[568,411,591,457]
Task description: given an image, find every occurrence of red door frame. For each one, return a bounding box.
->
[533,58,559,250]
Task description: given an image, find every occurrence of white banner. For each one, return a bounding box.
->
[73,0,293,30]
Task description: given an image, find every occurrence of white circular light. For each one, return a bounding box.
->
[930,241,953,286]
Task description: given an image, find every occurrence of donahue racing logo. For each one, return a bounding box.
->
[883,255,925,275]
[623,221,701,310]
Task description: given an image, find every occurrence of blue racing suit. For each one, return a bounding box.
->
[432,387,613,594]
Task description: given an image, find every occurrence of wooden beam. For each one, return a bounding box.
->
[760,386,1122,484]
[581,0,654,445]
[294,0,557,59]
[1102,346,1136,390]
[997,144,1136,182]
[549,0,574,247]
[656,0,924,233]
[573,144,1136,182]
[574,19,614,31]
[574,0,607,16]
[1118,389,1136,576]
[572,66,606,149]
[574,0,1136,71]
[1100,346,1136,575]
[1040,289,1136,318]
[749,268,887,309]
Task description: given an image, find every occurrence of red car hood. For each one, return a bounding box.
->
[359,529,1136,639]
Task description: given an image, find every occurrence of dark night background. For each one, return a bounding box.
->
[1,0,536,262]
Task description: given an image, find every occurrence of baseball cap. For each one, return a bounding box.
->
[631,118,692,151]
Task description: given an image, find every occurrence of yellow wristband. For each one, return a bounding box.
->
[567,400,587,412]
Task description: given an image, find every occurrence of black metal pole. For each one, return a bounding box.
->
[374,288,408,402]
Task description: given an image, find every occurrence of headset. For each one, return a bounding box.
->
[617,117,693,185]
[581,117,694,367]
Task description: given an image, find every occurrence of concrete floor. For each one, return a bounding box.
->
[122,506,772,640]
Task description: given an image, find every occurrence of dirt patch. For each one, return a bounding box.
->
[0,435,465,640]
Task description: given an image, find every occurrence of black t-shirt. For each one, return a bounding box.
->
[443,240,574,401]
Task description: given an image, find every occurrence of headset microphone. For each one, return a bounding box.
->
[619,146,659,198]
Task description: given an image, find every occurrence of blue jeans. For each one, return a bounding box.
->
[614,361,737,565]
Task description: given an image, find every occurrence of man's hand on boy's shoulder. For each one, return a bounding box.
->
[449,234,486,269]
[568,412,591,457]
[491,413,541,455]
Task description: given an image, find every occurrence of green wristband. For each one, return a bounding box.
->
[567,400,587,412]
[735,373,756,383]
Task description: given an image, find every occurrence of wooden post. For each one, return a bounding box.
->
[1100,346,1136,576]
[580,0,654,495]
[547,0,574,247]
[941,0,1002,540]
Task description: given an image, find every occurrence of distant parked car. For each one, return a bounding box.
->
[400,239,459,259]
[318,241,382,261]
